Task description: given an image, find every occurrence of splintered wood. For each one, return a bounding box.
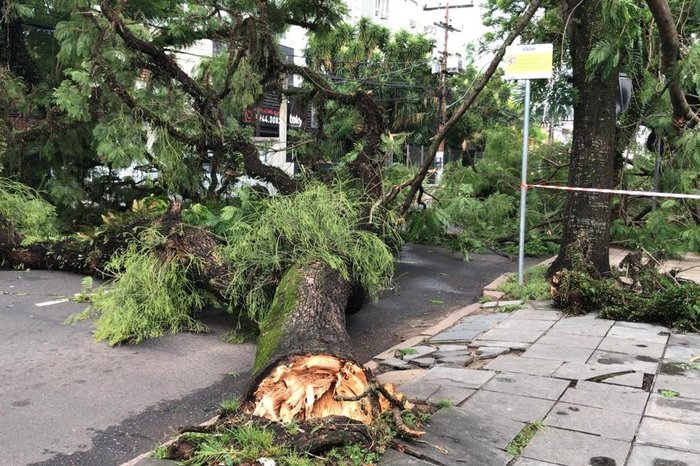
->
[250,355,399,424]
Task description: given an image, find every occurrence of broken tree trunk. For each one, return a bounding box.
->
[240,262,407,427]
[1,211,416,442]
[0,204,229,300]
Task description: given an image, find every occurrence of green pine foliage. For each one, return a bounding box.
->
[66,185,395,345]
[0,178,59,243]
[404,128,567,258]
[555,250,700,331]
[217,185,395,322]
[556,268,700,331]
[87,231,207,345]
[609,130,700,257]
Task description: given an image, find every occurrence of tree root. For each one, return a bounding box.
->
[332,381,424,438]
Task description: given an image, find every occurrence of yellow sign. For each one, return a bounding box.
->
[502,44,553,80]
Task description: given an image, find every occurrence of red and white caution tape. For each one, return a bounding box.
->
[523,183,700,200]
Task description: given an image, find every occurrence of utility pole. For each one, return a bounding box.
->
[425,1,473,184]
[438,1,449,185]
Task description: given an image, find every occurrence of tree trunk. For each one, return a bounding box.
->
[241,262,399,426]
[0,216,134,276]
[548,0,618,276]
[0,205,229,300]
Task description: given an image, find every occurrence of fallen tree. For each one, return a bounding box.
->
[0,0,545,459]
[0,192,418,450]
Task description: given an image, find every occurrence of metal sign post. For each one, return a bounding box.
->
[502,44,553,285]
[517,79,531,285]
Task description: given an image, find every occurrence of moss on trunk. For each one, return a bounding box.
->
[253,264,304,373]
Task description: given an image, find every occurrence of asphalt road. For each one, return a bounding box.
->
[0,244,525,466]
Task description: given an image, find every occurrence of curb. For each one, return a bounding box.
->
[365,254,557,371]
[364,270,518,370]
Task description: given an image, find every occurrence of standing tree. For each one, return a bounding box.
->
[547,0,620,275]
[549,0,700,275]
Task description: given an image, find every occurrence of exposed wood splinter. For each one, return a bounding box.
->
[247,354,410,425]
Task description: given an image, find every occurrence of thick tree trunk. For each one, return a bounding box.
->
[2,209,411,448]
[1,214,405,427]
[548,0,618,276]
[241,262,401,426]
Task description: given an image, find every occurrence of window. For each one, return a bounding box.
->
[375,0,388,19]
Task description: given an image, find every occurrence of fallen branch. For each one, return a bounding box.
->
[380,0,544,214]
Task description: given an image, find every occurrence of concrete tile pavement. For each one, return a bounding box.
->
[376,250,700,464]
[375,299,700,466]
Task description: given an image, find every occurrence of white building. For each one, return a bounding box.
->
[347,0,423,31]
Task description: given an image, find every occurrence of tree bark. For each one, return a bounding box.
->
[0,205,230,299]
[548,0,618,276]
[644,0,700,128]
[0,216,138,276]
[240,262,400,426]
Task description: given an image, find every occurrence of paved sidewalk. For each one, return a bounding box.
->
[374,301,700,466]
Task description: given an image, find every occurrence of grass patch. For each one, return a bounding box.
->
[436,400,452,409]
[496,303,525,313]
[152,444,169,459]
[498,265,551,301]
[182,425,287,466]
[658,389,679,398]
[395,348,419,357]
[506,421,545,456]
[164,400,437,465]
[326,444,380,465]
[175,421,384,466]
[219,397,240,414]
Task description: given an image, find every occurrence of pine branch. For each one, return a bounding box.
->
[644,0,700,128]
